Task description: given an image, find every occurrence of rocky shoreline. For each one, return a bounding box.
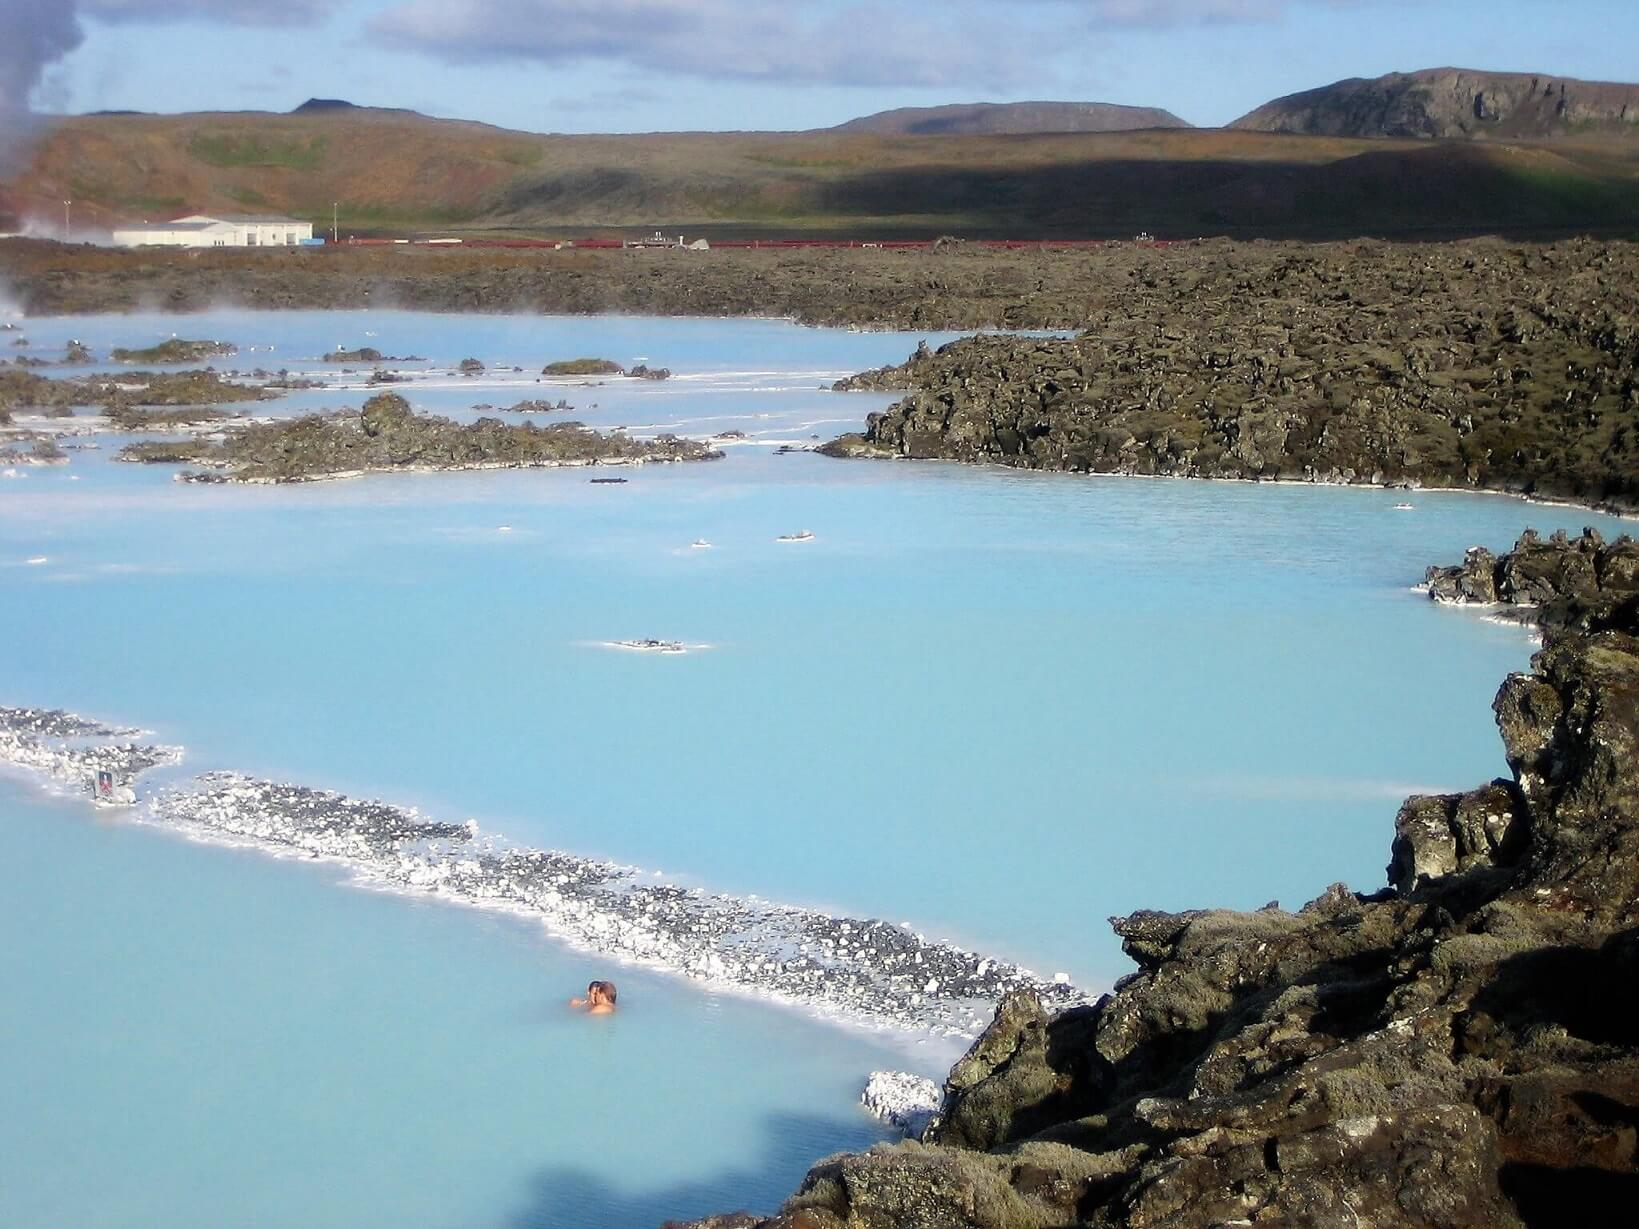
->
[673,533,1639,1229]
[821,243,1639,511]
[1425,527,1639,630]
[114,391,721,483]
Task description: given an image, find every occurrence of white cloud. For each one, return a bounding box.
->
[371,0,1036,89]
[1081,0,1378,26]
[81,0,331,24]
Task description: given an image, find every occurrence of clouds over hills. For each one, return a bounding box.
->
[369,0,1034,88]
[0,0,1431,106]
[366,0,1398,85]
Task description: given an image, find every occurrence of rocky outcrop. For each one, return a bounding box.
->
[114,391,720,483]
[676,550,1639,1229]
[1232,68,1639,140]
[823,244,1639,511]
[1426,527,1639,630]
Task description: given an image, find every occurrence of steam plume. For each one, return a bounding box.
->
[0,0,85,173]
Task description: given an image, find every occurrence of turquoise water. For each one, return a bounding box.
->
[3,310,1630,1227]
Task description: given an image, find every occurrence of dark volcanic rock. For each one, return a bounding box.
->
[10,240,1639,335]
[325,346,380,363]
[115,391,720,483]
[825,247,1639,511]
[110,338,237,364]
[675,553,1639,1229]
[1426,527,1639,630]
[0,368,274,415]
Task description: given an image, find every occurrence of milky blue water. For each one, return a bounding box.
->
[3,309,1630,1228]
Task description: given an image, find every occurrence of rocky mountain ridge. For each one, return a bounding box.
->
[674,530,1639,1228]
[1232,67,1639,140]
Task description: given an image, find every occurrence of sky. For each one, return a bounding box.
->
[8,0,1639,135]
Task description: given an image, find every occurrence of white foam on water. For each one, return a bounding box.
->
[0,703,1089,1041]
[861,1070,943,1138]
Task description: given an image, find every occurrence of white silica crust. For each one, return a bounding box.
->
[0,703,1090,1039]
[861,1070,943,1138]
[0,706,181,792]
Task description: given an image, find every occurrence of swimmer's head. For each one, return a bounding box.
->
[587,980,617,1006]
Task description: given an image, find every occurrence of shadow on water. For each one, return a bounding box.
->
[505,1111,885,1229]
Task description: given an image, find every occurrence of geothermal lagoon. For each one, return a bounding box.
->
[3,309,1630,1228]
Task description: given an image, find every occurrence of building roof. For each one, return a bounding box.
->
[172,213,309,225]
[112,221,224,233]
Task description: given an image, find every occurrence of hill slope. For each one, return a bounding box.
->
[1233,67,1639,140]
[834,101,1190,136]
[5,104,1639,238]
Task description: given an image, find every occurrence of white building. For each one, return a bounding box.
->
[111,213,315,249]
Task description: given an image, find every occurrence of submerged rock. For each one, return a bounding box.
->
[675,543,1639,1229]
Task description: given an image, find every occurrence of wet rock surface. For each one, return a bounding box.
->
[822,240,1639,510]
[114,391,721,483]
[1426,527,1639,631]
[675,550,1639,1229]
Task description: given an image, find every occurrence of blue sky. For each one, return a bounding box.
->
[23,0,1639,133]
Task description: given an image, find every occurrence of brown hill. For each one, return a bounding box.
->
[1232,67,1639,140]
[834,101,1191,136]
[5,105,1639,239]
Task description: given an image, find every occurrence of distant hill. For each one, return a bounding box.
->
[4,98,1638,239]
[835,101,1191,136]
[293,99,360,114]
[1232,68,1639,140]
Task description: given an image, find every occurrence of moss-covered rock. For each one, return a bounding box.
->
[825,245,1639,512]
[116,391,721,483]
[110,338,236,364]
[542,358,625,376]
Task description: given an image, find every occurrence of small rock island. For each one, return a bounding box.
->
[116,391,721,483]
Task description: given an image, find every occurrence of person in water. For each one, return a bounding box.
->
[570,980,617,1014]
